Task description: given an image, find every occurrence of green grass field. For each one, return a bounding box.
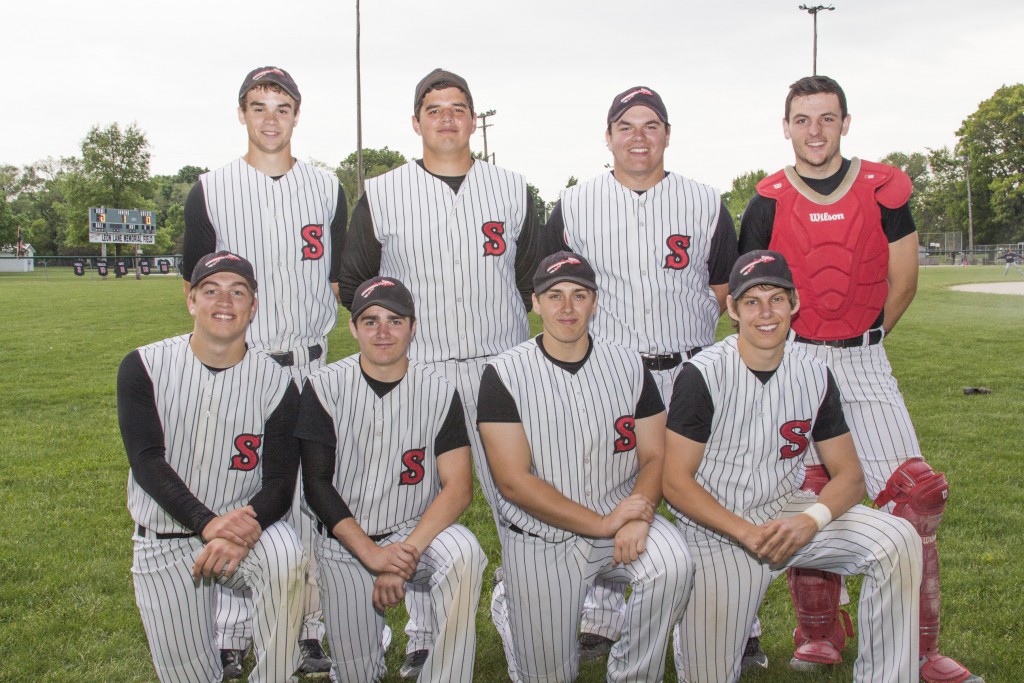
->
[0,265,1020,682]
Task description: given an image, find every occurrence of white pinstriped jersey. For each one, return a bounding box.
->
[303,357,457,536]
[669,336,831,538]
[486,339,645,542]
[559,172,722,352]
[126,335,293,534]
[365,161,529,362]
[199,158,340,353]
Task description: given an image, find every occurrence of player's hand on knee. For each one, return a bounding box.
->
[363,542,419,579]
[192,538,249,580]
[613,519,650,565]
[201,506,261,548]
[754,517,816,565]
[601,495,655,537]
[372,573,406,612]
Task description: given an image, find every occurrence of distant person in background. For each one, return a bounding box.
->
[1002,251,1023,276]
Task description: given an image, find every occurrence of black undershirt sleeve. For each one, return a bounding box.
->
[708,202,739,285]
[880,202,917,243]
[328,185,349,284]
[514,193,544,310]
[434,391,471,456]
[118,351,218,534]
[476,365,521,423]
[247,382,300,529]
[635,368,666,419]
[810,370,850,442]
[738,193,776,254]
[338,193,382,309]
[665,363,714,443]
[182,181,217,281]
[541,200,571,257]
[295,381,354,529]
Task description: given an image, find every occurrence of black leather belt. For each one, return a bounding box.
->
[316,521,390,543]
[639,346,703,371]
[793,329,884,349]
[137,525,197,540]
[508,524,543,539]
[270,343,323,367]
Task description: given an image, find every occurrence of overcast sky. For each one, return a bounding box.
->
[4,1,1023,200]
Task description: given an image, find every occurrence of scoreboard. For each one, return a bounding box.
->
[89,207,157,244]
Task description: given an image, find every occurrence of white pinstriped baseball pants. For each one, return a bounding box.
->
[673,497,922,683]
[132,520,306,683]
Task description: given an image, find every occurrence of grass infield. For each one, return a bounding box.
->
[0,265,1019,681]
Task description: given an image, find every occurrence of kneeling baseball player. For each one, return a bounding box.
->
[665,249,923,683]
[297,276,486,682]
[118,250,307,682]
[480,251,693,682]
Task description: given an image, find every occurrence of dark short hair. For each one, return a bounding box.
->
[785,75,847,121]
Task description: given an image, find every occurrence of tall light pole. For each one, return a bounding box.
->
[355,0,365,195]
[478,109,497,163]
[798,4,835,75]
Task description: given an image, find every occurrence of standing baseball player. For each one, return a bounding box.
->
[297,276,485,682]
[479,251,693,683]
[664,249,923,683]
[1002,251,1023,276]
[118,250,306,683]
[739,75,982,682]
[182,66,345,678]
[338,67,542,678]
[542,85,743,664]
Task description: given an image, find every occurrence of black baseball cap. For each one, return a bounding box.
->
[414,68,474,115]
[533,251,598,294]
[191,250,258,291]
[351,276,416,320]
[607,86,669,126]
[239,66,301,104]
[729,250,795,299]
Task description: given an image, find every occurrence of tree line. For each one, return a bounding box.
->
[3,84,1022,256]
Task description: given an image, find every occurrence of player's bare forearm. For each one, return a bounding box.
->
[664,430,760,544]
[406,448,472,555]
[883,233,919,332]
[332,518,419,579]
[630,412,666,506]
[482,422,633,537]
[711,283,729,316]
[815,432,867,520]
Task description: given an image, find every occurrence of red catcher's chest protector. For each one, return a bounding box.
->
[759,158,912,340]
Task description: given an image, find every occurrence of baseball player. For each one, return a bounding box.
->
[297,276,485,682]
[664,249,923,683]
[479,251,693,683]
[739,75,983,682]
[182,66,345,678]
[118,251,306,683]
[541,85,743,664]
[337,67,543,678]
[1002,251,1023,275]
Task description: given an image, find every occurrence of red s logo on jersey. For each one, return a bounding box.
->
[613,416,637,453]
[399,448,426,485]
[230,434,263,471]
[301,224,325,261]
[482,221,507,256]
[663,235,691,270]
[779,420,811,459]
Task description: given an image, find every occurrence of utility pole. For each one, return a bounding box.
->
[798,4,835,75]
[478,109,497,163]
[355,0,365,195]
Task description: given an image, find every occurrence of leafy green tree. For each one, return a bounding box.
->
[173,165,208,185]
[0,191,16,246]
[957,84,1024,243]
[526,183,549,225]
[722,170,768,226]
[336,147,408,215]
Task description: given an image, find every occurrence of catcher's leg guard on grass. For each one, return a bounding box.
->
[786,465,854,668]
[876,457,983,683]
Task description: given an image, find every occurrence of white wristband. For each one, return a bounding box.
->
[802,503,833,531]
